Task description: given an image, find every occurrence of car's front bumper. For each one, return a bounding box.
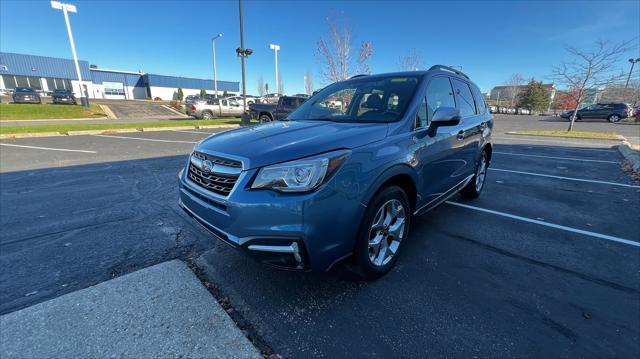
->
[178,162,365,271]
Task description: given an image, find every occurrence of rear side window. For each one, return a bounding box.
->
[470,85,487,114]
[282,97,295,107]
[426,77,456,121]
[452,79,476,117]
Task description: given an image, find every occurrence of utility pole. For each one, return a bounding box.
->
[51,1,89,107]
[269,44,280,94]
[211,33,222,98]
[236,0,252,126]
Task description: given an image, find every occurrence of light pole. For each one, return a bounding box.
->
[626,58,640,105]
[625,58,640,89]
[51,1,88,107]
[211,33,222,98]
[269,44,280,94]
[236,0,252,126]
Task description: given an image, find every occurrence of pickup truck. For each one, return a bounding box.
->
[248,95,307,122]
[186,98,244,119]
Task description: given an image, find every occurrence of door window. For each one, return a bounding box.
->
[426,77,456,121]
[452,79,476,117]
[281,97,295,107]
[415,97,429,129]
[470,85,486,114]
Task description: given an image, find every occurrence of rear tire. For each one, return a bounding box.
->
[202,111,214,120]
[352,186,411,280]
[259,114,273,123]
[607,114,621,123]
[460,150,488,200]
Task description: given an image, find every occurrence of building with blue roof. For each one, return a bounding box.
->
[0,52,239,100]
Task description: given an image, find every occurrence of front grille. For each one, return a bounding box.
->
[192,152,242,168]
[188,152,241,196]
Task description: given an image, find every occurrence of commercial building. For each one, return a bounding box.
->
[0,52,239,100]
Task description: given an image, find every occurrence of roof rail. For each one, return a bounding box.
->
[428,65,469,79]
[349,74,368,79]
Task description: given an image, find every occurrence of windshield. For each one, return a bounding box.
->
[15,87,34,93]
[54,89,70,94]
[288,75,421,123]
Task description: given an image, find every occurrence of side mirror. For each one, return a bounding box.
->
[431,107,461,126]
[428,107,460,136]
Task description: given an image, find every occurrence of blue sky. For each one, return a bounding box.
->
[1,0,639,94]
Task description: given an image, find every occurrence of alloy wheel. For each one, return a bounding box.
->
[475,154,487,192]
[368,199,406,267]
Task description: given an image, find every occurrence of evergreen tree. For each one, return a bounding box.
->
[177,88,184,102]
[518,80,551,113]
[199,88,206,97]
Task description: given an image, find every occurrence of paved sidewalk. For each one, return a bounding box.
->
[0,260,260,359]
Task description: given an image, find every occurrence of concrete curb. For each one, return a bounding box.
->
[161,104,189,118]
[505,131,625,141]
[618,140,640,173]
[98,104,117,119]
[0,260,261,359]
[0,124,239,139]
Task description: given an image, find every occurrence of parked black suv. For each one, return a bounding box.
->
[561,103,630,123]
[248,95,307,122]
[51,89,77,105]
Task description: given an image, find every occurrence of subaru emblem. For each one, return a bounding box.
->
[202,160,214,174]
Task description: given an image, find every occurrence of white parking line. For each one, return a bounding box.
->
[490,168,640,188]
[93,134,198,144]
[0,143,97,154]
[446,201,640,248]
[493,151,618,164]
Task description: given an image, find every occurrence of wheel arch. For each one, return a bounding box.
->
[361,164,419,212]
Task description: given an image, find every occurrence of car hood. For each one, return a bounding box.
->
[197,120,388,169]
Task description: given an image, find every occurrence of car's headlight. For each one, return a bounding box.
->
[251,150,350,192]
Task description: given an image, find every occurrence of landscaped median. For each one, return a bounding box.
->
[506,130,624,140]
[0,103,106,121]
[0,118,243,138]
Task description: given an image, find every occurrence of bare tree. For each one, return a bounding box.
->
[257,76,266,96]
[504,74,526,107]
[397,50,423,71]
[317,17,372,83]
[552,39,634,131]
[305,69,314,95]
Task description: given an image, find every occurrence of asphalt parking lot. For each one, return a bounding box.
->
[1,115,639,357]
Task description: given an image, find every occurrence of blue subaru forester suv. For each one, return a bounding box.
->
[179,65,492,278]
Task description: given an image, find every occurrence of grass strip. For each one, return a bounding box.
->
[0,118,242,135]
[0,103,106,120]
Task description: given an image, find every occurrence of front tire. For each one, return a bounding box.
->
[352,186,411,280]
[460,150,488,200]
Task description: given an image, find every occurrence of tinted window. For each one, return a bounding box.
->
[282,97,295,107]
[452,79,476,117]
[470,84,486,114]
[289,76,420,123]
[426,77,455,121]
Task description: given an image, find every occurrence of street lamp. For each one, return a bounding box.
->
[211,33,222,98]
[269,44,280,94]
[236,0,253,126]
[51,1,89,107]
[625,58,640,89]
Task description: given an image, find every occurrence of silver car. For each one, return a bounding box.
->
[186,98,244,119]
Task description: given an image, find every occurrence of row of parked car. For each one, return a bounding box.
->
[488,105,531,115]
[185,93,310,121]
[5,87,77,105]
[560,102,637,123]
